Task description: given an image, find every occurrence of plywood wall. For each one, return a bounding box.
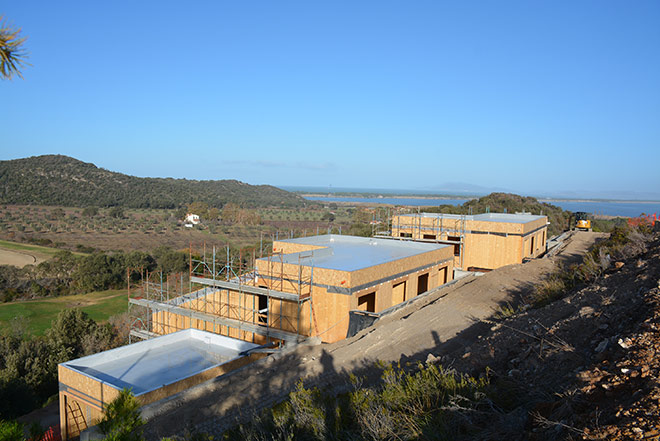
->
[391,215,548,270]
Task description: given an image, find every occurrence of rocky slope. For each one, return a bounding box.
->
[439,229,660,439]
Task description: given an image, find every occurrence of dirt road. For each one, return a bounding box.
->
[0,248,42,267]
[141,232,605,439]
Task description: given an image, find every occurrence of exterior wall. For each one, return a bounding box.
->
[151,289,312,345]
[350,252,453,315]
[59,353,263,440]
[391,214,548,270]
[59,365,119,440]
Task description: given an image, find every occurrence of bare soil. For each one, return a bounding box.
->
[0,248,44,267]
[140,232,608,439]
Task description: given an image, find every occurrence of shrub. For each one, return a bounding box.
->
[530,224,651,308]
[0,419,24,441]
[97,389,144,441]
[232,362,491,440]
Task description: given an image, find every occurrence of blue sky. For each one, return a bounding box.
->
[2,1,659,199]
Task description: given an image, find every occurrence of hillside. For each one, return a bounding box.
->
[423,192,569,236]
[0,155,308,209]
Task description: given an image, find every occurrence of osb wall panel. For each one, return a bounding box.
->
[255,259,334,293]
[462,233,522,270]
[392,215,548,237]
[271,240,325,255]
[152,288,312,342]
[256,259,353,291]
[523,229,546,259]
[60,392,106,440]
[309,285,351,343]
[59,365,120,440]
[522,217,548,235]
[351,260,453,313]
[350,247,452,288]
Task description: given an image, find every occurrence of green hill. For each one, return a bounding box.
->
[0,155,308,209]
[422,192,569,236]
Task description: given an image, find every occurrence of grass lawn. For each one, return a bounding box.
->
[0,289,129,336]
[0,239,87,259]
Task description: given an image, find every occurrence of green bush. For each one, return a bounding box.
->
[97,389,144,441]
[232,362,491,440]
[0,419,24,441]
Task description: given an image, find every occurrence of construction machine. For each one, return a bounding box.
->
[573,212,592,231]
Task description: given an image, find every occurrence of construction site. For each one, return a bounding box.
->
[58,329,262,440]
[58,234,455,439]
[386,212,548,271]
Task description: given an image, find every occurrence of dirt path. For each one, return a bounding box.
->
[0,247,42,267]
[141,232,605,439]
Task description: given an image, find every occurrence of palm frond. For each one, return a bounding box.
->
[0,15,28,80]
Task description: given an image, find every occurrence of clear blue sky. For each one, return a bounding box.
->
[2,1,659,199]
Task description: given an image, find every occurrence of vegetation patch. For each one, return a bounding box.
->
[530,224,652,307]
[0,308,129,419]
[228,361,496,441]
[0,289,128,336]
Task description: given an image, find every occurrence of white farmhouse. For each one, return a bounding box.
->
[184,213,200,228]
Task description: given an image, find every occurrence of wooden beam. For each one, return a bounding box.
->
[129,297,302,342]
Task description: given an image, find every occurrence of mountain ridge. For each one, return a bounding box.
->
[0,155,308,209]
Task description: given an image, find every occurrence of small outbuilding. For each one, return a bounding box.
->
[58,329,260,440]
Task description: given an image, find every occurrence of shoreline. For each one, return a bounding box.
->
[301,193,660,204]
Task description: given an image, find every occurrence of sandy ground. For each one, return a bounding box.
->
[0,248,45,267]
[139,231,605,439]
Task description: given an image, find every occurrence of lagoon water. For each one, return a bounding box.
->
[305,196,470,206]
[305,196,660,218]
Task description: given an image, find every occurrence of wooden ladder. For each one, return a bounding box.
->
[66,400,87,437]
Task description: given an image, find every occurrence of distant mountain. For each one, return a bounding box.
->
[0,155,308,208]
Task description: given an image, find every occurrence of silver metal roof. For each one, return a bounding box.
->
[60,329,258,396]
[263,234,448,272]
[397,212,545,224]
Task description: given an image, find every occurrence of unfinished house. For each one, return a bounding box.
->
[135,235,454,346]
[58,329,261,440]
[389,213,548,271]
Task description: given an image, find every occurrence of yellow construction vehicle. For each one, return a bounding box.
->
[574,211,592,231]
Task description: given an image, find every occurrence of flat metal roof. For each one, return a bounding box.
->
[397,212,545,224]
[262,234,448,272]
[60,329,258,396]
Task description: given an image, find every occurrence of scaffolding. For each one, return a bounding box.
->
[128,244,314,347]
[376,210,468,269]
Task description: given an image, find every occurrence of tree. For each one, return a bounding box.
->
[46,308,96,360]
[97,389,144,441]
[0,16,27,80]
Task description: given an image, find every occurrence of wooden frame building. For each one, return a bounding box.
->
[390,213,548,271]
[141,235,454,345]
